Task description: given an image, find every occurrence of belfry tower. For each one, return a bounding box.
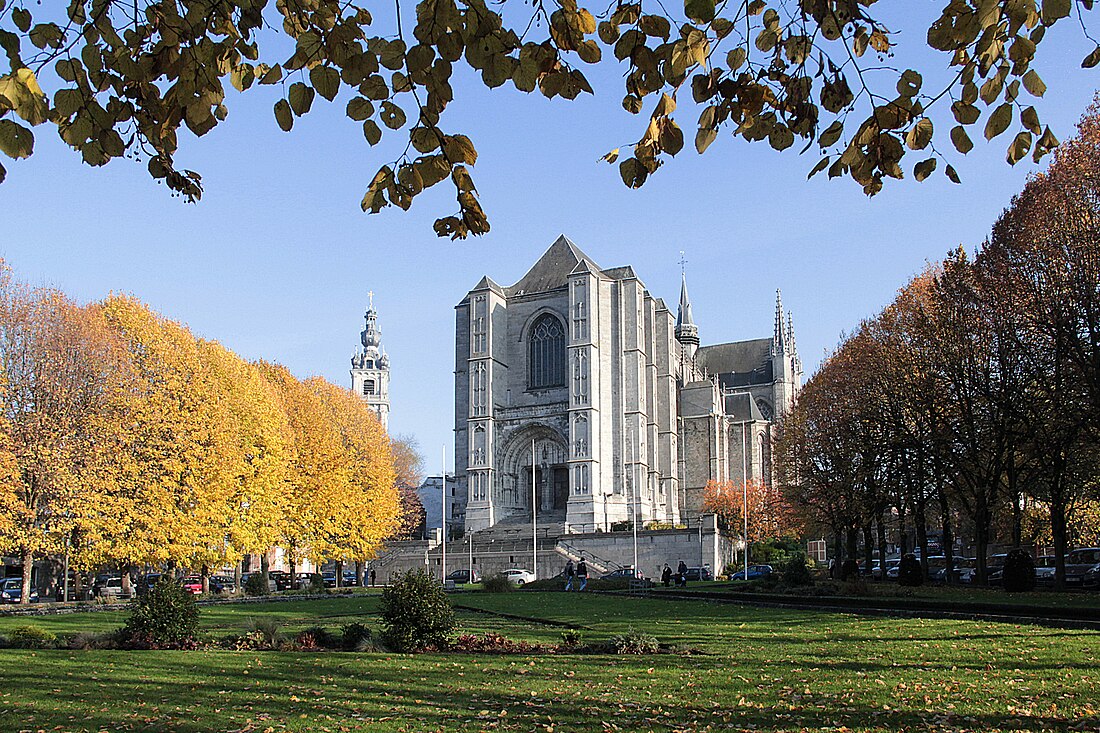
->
[350,292,390,431]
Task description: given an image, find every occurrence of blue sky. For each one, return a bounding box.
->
[1,6,1097,472]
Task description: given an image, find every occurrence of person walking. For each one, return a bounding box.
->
[370,567,377,587]
[576,557,589,591]
[564,559,575,591]
[661,563,672,588]
[677,560,688,588]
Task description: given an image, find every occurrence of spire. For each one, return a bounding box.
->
[362,294,381,350]
[773,289,786,354]
[675,271,699,347]
[788,311,802,374]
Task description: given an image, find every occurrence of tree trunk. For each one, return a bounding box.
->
[260,553,270,592]
[234,560,243,594]
[897,504,908,555]
[19,549,33,606]
[915,505,929,579]
[975,496,990,586]
[335,559,343,588]
[876,514,888,583]
[1051,480,1069,592]
[863,524,874,579]
[939,486,955,585]
[201,564,210,595]
[355,560,365,587]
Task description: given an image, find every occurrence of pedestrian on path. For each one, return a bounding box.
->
[370,567,377,587]
[677,559,688,588]
[661,564,672,587]
[564,559,575,591]
[577,557,589,591]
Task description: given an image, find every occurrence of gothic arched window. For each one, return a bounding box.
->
[528,313,565,389]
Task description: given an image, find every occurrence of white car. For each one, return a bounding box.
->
[501,568,536,585]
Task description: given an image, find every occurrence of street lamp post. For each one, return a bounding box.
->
[531,437,538,580]
[441,445,447,583]
[742,422,749,580]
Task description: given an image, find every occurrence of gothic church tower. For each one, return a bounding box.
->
[351,293,390,431]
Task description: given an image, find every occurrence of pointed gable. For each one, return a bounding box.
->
[507,235,602,295]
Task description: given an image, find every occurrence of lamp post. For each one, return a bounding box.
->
[628,428,638,575]
[441,445,447,583]
[742,422,749,580]
[531,437,538,580]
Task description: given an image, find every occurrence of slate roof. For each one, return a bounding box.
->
[697,338,774,387]
[506,235,602,295]
[723,392,766,422]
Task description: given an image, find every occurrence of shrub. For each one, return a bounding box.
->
[607,628,659,655]
[244,573,269,597]
[296,625,338,649]
[1002,549,1037,593]
[7,624,58,649]
[380,568,455,652]
[898,553,923,587]
[781,554,814,587]
[448,632,546,654]
[480,573,513,593]
[67,631,120,650]
[839,559,860,581]
[246,617,284,648]
[560,629,582,648]
[341,622,374,651]
[308,574,325,593]
[122,576,199,648]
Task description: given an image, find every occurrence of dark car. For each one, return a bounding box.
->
[447,569,481,584]
[322,572,339,588]
[1034,555,1057,586]
[136,573,163,594]
[0,577,38,604]
[601,567,644,580]
[342,572,359,586]
[683,566,713,582]
[730,564,773,581]
[296,572,324,590]
[1066,547,1100,587]
[268,571,292,591]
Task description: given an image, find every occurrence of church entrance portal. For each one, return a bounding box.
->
[497,427,569,521]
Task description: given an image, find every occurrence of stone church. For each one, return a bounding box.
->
[455,236,802,535]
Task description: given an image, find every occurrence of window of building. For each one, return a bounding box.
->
[528,313,565,389]
[362,379,375,396]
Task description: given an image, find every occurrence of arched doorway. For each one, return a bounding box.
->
[497,426,569,520]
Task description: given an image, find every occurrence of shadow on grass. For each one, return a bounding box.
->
[1,650,1096,733]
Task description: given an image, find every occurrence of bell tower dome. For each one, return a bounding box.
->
[350,291,390,431]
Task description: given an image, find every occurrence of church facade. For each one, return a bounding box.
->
[455,236,801,534]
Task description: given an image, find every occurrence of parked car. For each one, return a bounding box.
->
[601,567,644,580]
[447,569,481,584]
[296,572,324,589]
[956,557,978,584]
[885,560,903,580]
[730,564,773,581]
[93,576,128,599]
[0,577,38,603]
[268,571,292,591]
[343,572,359,586]
[180,576,205,595]
[242,571,277,593]
[1034,555,1057,586]
[926,556,962,584]
[501,568,536,585]
[210,575,235,593]
[1066,547,1100,587]
[136,573,163,594]
[987,554,1010,585]
[683,566,713,582]
[322,572,338,588]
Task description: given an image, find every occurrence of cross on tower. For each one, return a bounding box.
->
[368,290,374,309]
[679,251,687,274]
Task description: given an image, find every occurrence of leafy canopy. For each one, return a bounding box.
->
[0,0,1096,237]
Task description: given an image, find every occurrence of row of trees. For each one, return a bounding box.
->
[775,100,1100,589]
[0,265,404,603]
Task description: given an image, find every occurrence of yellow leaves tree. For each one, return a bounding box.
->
[0,264,128,603]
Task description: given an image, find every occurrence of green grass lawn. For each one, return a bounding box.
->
[1,592,1097,733]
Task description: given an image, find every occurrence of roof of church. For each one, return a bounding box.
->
[507,235,602,295]
[600,265,637,280]
[697,338,774,385]
[723,392,767,422]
